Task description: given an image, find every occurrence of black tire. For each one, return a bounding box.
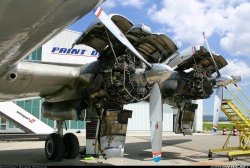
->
[228,156,233,161]
[45,133,63,161]
[63,133,79,159]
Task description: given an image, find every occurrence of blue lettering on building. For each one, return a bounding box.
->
[51,47,99,56]
[91,50,99,56]
[59,48,67,54]
[51,47,59,53]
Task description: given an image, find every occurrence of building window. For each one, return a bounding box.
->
[71,120,78,129]
[1,117,6,124]
[0,117,6,130]
[24,47,42,61]
[0,125,6,130]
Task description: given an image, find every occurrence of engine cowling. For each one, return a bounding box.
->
[42,99,82,120]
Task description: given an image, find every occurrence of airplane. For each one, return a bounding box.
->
[0,0,241,163]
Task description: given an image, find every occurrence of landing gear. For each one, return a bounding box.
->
[45,133,63,161]
[45,120,80,161]
[63,133,79,159]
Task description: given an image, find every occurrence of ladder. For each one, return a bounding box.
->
[208,84,250,161]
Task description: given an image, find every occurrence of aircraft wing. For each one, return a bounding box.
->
[0,0,104,77]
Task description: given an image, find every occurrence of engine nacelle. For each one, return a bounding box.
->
[42,99,82,121]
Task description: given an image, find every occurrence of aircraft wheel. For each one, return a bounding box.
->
[63,133,79,159]
[45,133,63,161]
[228,156,233,161]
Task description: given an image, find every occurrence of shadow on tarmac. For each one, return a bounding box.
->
[0,134,250,166]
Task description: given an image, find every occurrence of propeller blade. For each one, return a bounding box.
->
[212,85,223,132]
[149,83,163,162]
[203,32,220,77]
[202,33,240,132]
[94,7,152,68]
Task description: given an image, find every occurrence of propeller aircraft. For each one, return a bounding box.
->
[0,1,241,162]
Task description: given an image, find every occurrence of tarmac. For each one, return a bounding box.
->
[0,131,250,166]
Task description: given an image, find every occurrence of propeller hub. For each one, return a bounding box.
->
[216,75,233,86]
[145,64,174,84]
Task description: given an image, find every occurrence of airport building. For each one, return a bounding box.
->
[0,29,203,133]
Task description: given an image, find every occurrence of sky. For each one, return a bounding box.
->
[67,0,250,116]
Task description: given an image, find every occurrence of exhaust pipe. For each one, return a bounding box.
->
[6,72,17,82]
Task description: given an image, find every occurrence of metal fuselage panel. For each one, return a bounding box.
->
[0,0,104,76]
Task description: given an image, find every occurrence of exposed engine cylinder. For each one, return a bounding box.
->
[163,68,214,100]
[101,54,150,103]
[185,69,214,99]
